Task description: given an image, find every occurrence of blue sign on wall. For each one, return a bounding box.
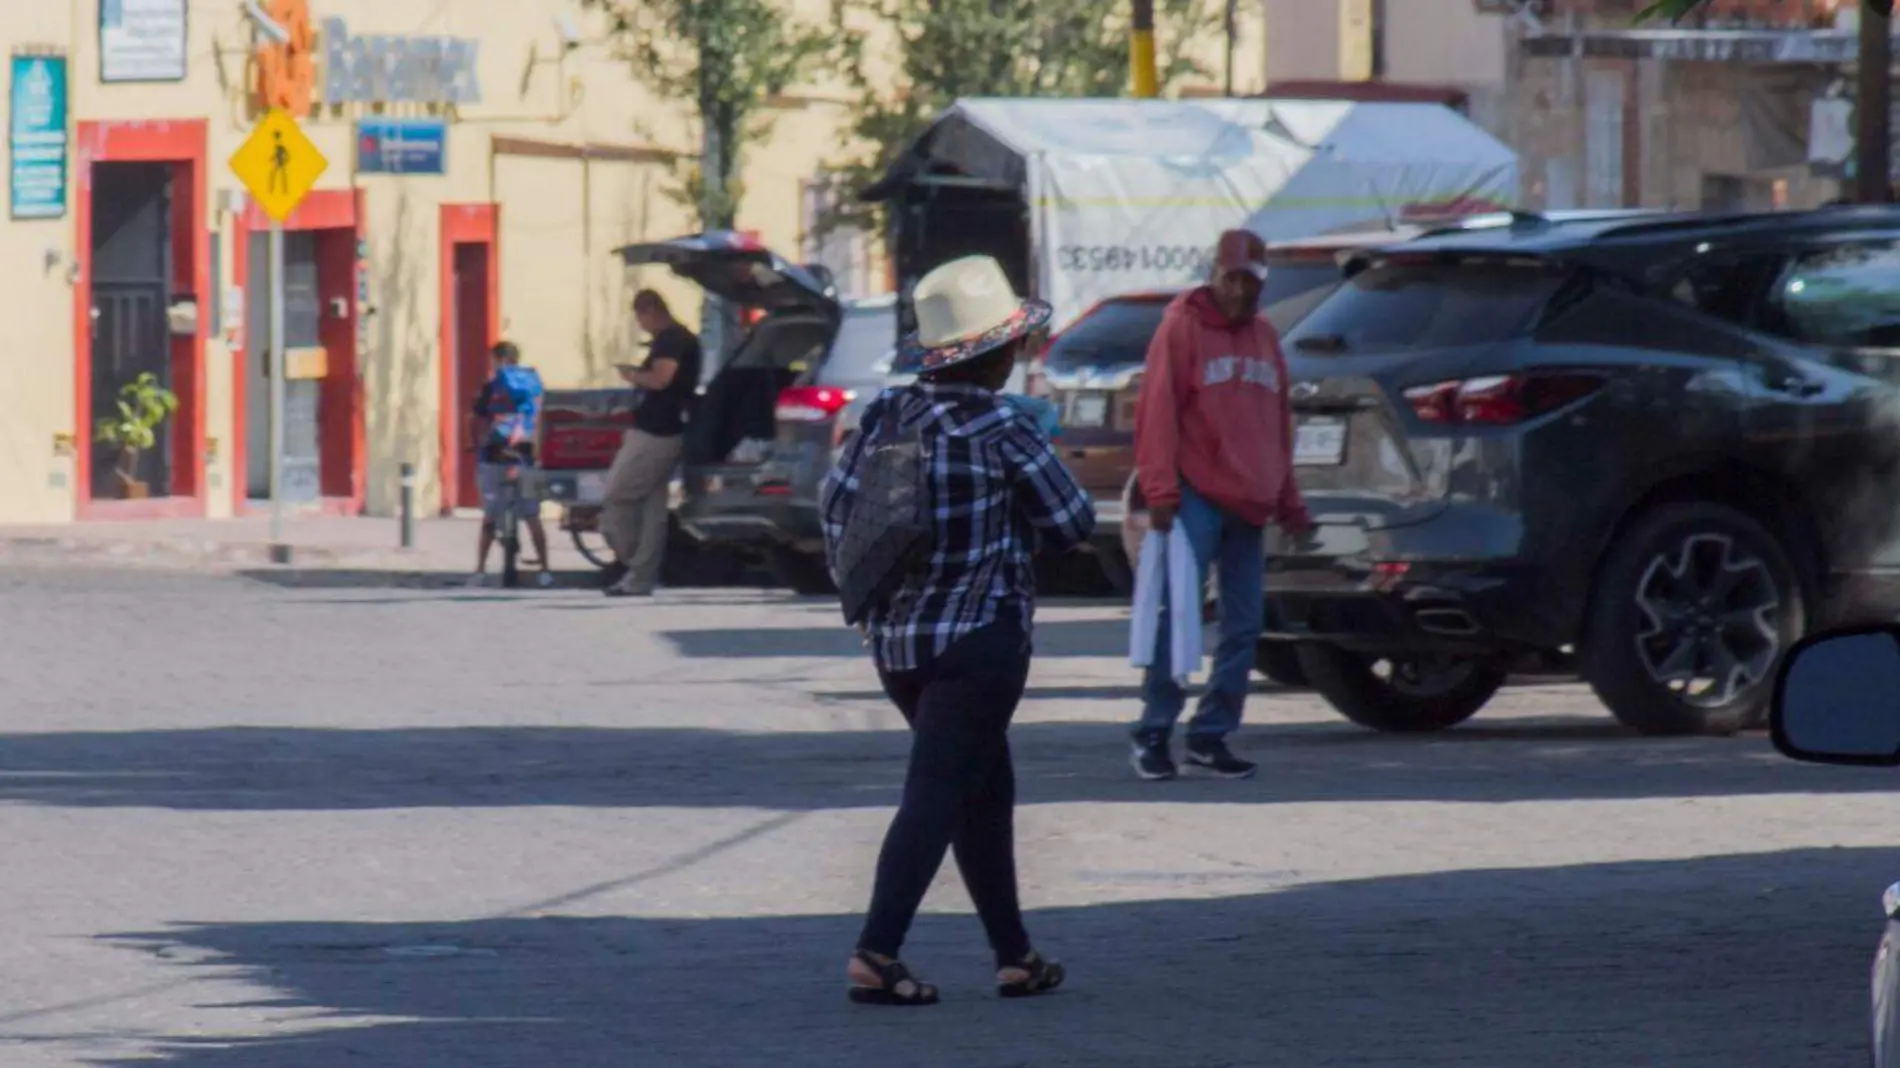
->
[355,119,447,175]
[9,55,69,220]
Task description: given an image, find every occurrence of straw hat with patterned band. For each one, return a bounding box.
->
[900,255,1053,373]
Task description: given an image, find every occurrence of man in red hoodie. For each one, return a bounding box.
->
[1130,229,1312,781]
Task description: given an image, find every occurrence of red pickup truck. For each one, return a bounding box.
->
[536,387,640,570]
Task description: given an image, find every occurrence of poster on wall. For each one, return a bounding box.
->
[99,0,188,83]
[355,119,447,175]
[9,55,69,220]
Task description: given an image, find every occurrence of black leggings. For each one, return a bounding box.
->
[857,621,1033,967]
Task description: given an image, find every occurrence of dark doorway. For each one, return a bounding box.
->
[244,231,323,502]
[89,162,174,500]
[451,242,492,509]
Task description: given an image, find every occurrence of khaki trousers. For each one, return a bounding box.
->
[599,428,683,591]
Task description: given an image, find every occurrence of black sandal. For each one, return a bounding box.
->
[848,950,940,1007]
[997,950,1065,999]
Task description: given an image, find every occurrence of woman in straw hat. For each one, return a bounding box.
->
[821,255,1096,1006]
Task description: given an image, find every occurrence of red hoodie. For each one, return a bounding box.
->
[1134,288,1309,529]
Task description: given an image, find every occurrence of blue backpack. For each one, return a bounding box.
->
[483,365,544,446]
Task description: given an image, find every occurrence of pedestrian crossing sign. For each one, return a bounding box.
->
[230,108,327,223]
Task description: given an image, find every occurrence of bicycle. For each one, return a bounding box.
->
[496,461,525,588]
[479,443,543,589]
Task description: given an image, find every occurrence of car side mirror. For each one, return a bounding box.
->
[1771,624,1900,766]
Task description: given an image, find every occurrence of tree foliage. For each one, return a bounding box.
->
[1639,0,1891,20]
[93,372,177,453]
[822,0,1223,235]
[581,0,836,229]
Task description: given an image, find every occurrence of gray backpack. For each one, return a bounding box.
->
[827,403,932,626]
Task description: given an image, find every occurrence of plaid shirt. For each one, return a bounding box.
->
[821,382,1096,672]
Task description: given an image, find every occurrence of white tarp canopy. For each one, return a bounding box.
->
[873,97,1519,328]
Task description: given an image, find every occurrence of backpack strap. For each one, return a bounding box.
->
[876,395,906,442]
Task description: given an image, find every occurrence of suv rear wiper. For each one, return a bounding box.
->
[1293,333,1349,353]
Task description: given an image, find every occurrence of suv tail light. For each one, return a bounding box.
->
[1401,372,1606,426]
[776,385,853,423]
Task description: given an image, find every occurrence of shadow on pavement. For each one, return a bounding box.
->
[0,720,1876,812]
[658,618,1141,660]
[88,848,1880,1067]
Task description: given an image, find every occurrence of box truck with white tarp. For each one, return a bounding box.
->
[860,96,1520,336]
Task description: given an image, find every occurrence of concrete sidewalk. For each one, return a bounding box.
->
[0,515,601,577]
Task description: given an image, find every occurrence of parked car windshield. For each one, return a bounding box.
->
[1284,258,1567,354]
[817,302,898,388]
[1044,299,1170,373]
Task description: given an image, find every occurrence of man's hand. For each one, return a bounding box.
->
[1280,514,1317,547]
[1149,502,1177,534]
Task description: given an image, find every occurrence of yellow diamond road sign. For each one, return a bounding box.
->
[230,109,328,223]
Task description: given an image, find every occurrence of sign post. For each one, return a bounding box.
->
[229,108,327,551]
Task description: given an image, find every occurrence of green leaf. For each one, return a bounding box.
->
[818,0,1221,239]
[582,0,839,230]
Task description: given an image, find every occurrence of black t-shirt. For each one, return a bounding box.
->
[633,324,703,437]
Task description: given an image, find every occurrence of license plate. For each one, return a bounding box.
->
[577,472,607,504]
[1068,393,1107,427]
[1294,418,1347,466]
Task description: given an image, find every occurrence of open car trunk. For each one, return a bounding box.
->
[614,231,843,468]
[684,312,837,466]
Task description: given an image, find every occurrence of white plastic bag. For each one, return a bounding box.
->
[1129,526,1203,686]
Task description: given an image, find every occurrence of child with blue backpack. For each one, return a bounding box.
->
[471,341,554,587]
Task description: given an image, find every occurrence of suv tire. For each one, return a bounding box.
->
[1254,640,1309,687]
[1580,501,1804,736]
[1297,645,1505,732]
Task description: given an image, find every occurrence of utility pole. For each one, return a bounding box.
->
[1857,1,1893,203]
[1131,0,1159,98]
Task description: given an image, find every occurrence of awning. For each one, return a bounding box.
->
[1520,28,1869,63]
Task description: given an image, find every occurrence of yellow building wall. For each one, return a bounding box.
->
[1,3,85,521]
[1,0,1262,523]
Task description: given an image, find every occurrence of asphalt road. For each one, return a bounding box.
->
[0,563,1893,1067]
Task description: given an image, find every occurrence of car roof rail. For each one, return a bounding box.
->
[1417,209,1652,239]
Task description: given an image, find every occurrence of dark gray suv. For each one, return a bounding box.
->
[1272,206,1900,736]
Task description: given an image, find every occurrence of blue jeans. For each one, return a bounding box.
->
[1136,485,1265,743]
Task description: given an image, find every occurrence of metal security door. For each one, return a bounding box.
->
[89,162,174,500]
[245,230,322,500]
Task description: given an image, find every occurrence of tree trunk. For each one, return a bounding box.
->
[698,95,743,372]
[1858,3,1892,203]
[114,447,148,498]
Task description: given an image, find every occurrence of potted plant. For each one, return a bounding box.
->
[92,372,179,500]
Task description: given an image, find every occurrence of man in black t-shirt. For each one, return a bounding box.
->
[601,289,702,596]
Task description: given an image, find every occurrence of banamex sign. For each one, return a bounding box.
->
[320,17,481,107]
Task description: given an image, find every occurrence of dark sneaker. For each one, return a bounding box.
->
[1184,739,1257,779]
[1130,731,1177,781]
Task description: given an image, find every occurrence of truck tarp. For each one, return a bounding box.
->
[865,97,1519,329]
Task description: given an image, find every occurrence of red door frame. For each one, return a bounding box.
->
[73,119,210,520]
[231,188,367,515]
[437,203,500,515]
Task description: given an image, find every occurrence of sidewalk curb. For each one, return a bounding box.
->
[0,535,464,579]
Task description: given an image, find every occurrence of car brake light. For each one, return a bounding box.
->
[776,385,853,423]
[1368,561,1410,592]
[1401,372,1605,426]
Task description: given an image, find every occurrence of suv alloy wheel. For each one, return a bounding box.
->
[1580,501,1805,735]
